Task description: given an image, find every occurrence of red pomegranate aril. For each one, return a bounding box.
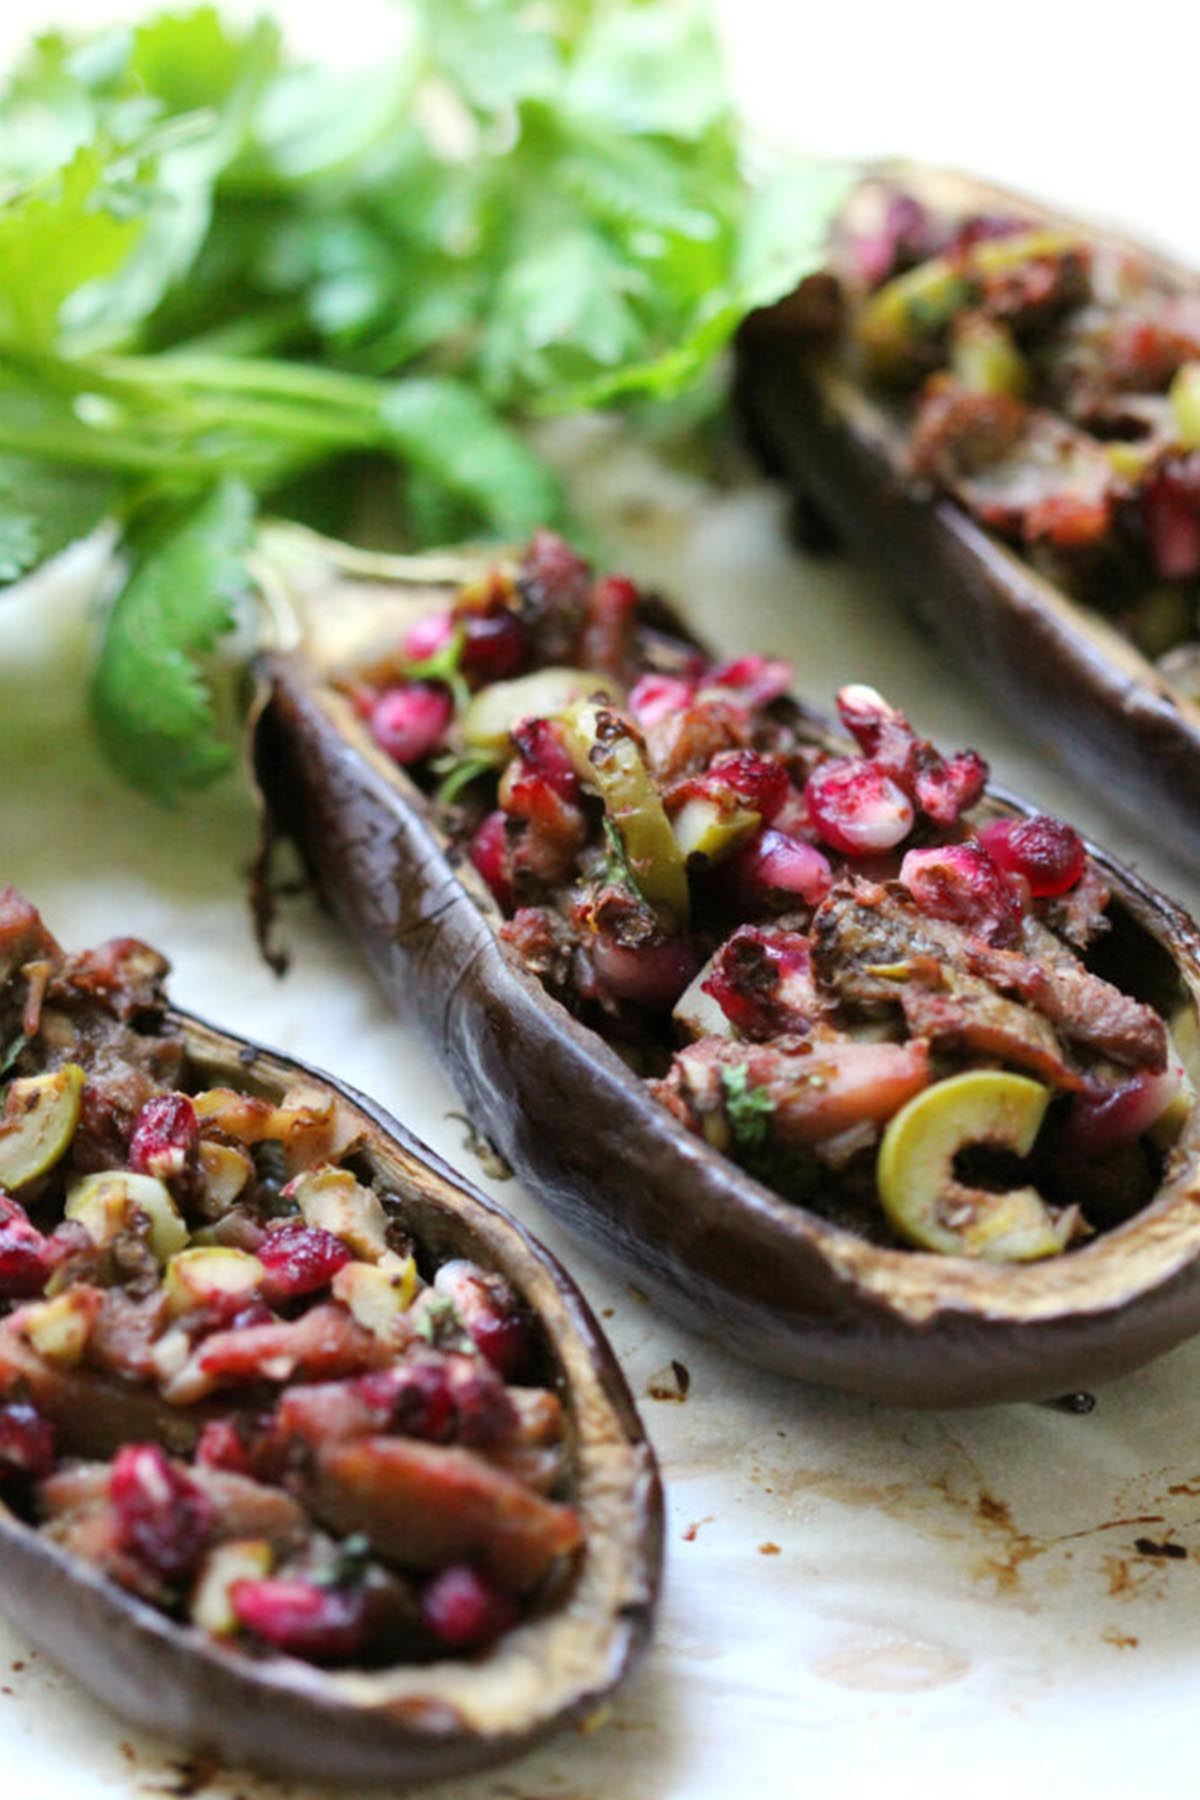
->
[0,1196,48,1299]
[509,717,578,803]
[461,610,526,681]
[590,934,699,1011]
[836,683,899,755]
[110,1444,214,1586]
[470,810,513,911]
[729,829,833,909]
[914,749,988,827]
[1143,467,1200,580]
[421,1563,519,1651]
[521,528,591,603]
[434,1261,533,1380]
[259,1223,354,1302]
[1061,1065,1183,1158]
[0,1401,56,1482]
[369,683,454,765]
[702,926,816,1039]
[806,758,915,855]
[698,750,789,823]
[128,1093,199,1180]
[402,610,455,663]
[978,814,1085,898]
[195,1419,257,1478]
[232,1577,368,1664]
[899,843,1024,944]
[709,655,793,708]
[628,673,694,729]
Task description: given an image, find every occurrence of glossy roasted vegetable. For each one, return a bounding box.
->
[736,162,1200,866]
[250,528,1200,1406]
[0,893,660,1786]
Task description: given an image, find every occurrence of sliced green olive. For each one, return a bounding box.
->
[858,230,1078,377]
[0,1064,85,1191]
[558,697,689,930]
[877,1069,1074,1261]
[462,668,621,754]
[671,796,761,867]
[66,1171,189,1264]
[1169,361,1200,450]
[949,314,1028,397]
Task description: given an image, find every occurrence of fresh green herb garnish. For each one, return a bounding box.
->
[0,1033,29,1079]
[720,1062,775,1155]
[0,1,850,800]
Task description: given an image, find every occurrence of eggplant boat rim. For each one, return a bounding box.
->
[251,535,1200,1408]
[736,159,1200,868]
[0,1010,662,1788]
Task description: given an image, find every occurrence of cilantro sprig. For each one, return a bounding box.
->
[0,1,850,800]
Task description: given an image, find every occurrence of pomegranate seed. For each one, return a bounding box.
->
[836,684,900,754]
[687,750,789,822]
[232,1577,368,1663]
[899,844,1024,944]
[0,1196,48,1299]
[521,530,591,602]
[702,926,817,1039]
[369,683,454,765]
[421,1564,519,1651]
[402,610,455,663]
[195,1419,257,1478]
[708,655,793,708]
[357,1353,514,1446]
[978,814,1085,898]
[470,810,513,911]
[509,718,578,803]
[0,1401,56,1483]
[853,193,935,287]
[914,749,988,826]
[628,673,694,728]
[128,1093,199,1181]
[110,1444,214,1586]
[806,758,914,855]
[259,1223,354,1303]
[589,934,699,1010]
[434,1261,533,1380]
[1143,465,1200,580]
[1061,1065,1183,1158]
[727,828,833,910]
[461,610,526,681]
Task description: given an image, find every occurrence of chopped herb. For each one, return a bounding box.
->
[720,1062,775,1155]
[0,1033,29,1079]
[433,749,503,807]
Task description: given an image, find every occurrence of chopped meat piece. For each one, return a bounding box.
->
[308,1436,582,1592]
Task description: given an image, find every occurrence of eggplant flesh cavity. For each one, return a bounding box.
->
[0,898,660,1787]
[251,528,1200,1407]
[736,161,1200,868]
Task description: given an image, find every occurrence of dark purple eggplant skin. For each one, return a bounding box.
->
[735,162,1200,867]
[0,1015,662,1788]
[254,648,1200,1409]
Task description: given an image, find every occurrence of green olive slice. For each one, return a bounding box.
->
[0,1064,85,1191]
[462,668,621,754]
[877,1069,1075,1261]
[558,697,690,931]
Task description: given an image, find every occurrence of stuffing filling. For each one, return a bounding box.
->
[349,533,1191,1261]
[0,891,580,1666]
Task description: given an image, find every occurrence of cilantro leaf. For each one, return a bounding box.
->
[380,377,565,541]
[90,479,254,800]
[0,454,116,583]
[0,143,144,347]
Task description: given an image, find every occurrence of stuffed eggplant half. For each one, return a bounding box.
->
[252,527,1200,1406]
[0,890,659,1786]
[736,162,1200,863]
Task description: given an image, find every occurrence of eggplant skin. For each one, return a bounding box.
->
[0,1018,662,1789]
[734,162,1200,868]
[255,651,1200,1408]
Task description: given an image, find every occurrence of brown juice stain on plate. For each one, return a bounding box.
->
[811,1634,970,1694]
